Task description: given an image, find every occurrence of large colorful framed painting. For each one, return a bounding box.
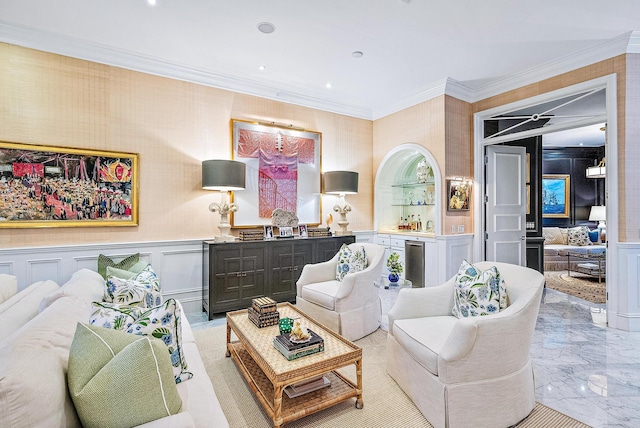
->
[231,120,321,227]
[0,141,139,228]
[542,174,570,218]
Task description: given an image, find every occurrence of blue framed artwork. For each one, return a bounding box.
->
[542,174,570,218]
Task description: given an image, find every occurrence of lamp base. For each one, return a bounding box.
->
[216,223,236,242]
[334,230,353,236]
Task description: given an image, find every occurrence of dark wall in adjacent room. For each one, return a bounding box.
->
[503,137,543,237]
[542,146,605,227]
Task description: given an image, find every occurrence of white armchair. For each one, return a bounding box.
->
[295,243,385,341]
[386,261,545,428]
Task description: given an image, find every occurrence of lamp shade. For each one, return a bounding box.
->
[589,205,606,222]
[323,171,359,194]
[202,160,246,191]
[586,165,606,178]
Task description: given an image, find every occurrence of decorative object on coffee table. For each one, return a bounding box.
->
[278,317,294,335]
[273,327,324,361]
[248,297,280,328]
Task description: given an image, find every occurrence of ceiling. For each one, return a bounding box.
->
[0,1,638,128]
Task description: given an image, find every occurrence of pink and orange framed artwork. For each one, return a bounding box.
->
[0,141,139,228]
[230,120,321,227]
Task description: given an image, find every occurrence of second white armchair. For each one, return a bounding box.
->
[295,243,385,341]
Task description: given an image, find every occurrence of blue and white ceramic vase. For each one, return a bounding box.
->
[388,273,400,283]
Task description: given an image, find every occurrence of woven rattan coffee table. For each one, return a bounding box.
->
[225,302,363,427]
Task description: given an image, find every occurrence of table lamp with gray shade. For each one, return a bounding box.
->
[323,171,358,236]
[202,159,246,241]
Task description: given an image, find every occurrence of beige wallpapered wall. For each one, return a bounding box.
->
[0,43,373,248]
[0,42,635,248]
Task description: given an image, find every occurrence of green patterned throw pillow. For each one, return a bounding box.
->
[105,259,148,280]
[68,323,182,428]
[89,298,192,383]
[335,244,368,282]
[97,253,142,279]
[452,260,508,318]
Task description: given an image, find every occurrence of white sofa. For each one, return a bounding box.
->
[0,269,228,428]
[543,226,605,271]
[386,261,545,428]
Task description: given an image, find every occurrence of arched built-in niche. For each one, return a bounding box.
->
[374,144,442,235]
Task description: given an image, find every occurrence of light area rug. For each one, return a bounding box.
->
[544,270,606,304]
[194,326,590,428]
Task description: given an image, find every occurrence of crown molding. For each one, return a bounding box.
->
[626,31,640,53]
[0,21,374,120]
[0,21,635,121]
[371,77,476,119]
[468,31,633,103]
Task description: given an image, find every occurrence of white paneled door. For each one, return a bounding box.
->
[485,145,526,265]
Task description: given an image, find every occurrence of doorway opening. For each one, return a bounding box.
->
[473,75,618,326]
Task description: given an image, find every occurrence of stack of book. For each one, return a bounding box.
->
[307,227,332,237]
[273,329,324,361]
[239,229,265,241]
[248,297,280,328]
[284,374,331,398]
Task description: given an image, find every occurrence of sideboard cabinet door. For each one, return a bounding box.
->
[315,236,356,262]
[204,242,266,316]
[269,239,313,302]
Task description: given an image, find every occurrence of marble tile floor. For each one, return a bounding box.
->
[187,286,640,428]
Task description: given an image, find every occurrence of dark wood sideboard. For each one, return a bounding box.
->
[203,235,355,318]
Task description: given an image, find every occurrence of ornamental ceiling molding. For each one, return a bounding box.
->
[0,22,636,121]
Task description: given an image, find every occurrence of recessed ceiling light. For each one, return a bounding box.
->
[147,0,156,6]
[325,83,332,89]
[352,51,364,59]
[258,65,266,71]
[257,22,276,34]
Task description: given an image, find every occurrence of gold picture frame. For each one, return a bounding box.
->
[542,174,570,218]
[0,141,139,228]
[230,119,322,227]
[447,178,471,211]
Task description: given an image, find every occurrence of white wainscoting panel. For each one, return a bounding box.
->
[0,239,206,314]
[616,242,640,331]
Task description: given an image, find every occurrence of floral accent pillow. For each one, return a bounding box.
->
[89,298,192,383]
[105,264,162,308]
[335,244,368,282]
[452,260,508,318]
[567,226,592,246]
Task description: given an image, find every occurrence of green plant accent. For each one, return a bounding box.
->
[386,252,404,274]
